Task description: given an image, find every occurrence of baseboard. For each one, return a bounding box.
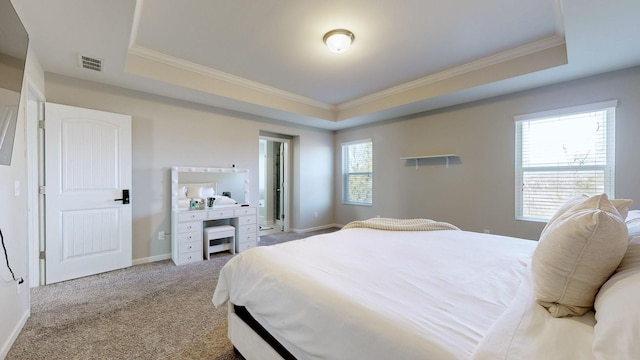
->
[290,223,342,234]
[0,308,30,359]
[132,253,171,266]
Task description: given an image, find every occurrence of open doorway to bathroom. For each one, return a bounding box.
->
[259,134,291,235]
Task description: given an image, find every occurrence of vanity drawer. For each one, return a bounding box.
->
[234,207,256,216]
[208,208,235,219]
[237,241,256,252]
[178,251,202,264]
[178,211,207,222]
[238,215,257,226]
[237,232,257,244]
[177,231,201,244]
[238,224,257,235]
[178,221,202,234]
[178,239,201,254]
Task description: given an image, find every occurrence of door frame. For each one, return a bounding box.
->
[25,79,45,287]
[259,135,291,233]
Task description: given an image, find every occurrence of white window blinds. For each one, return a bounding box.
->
[342,139,373,205]
[515,100,617,221]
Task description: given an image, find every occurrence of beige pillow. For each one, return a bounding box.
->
[542,194,631,234]
[532,193,630,317]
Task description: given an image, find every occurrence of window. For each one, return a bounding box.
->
[342,139,373,205]
[515,100,616,221]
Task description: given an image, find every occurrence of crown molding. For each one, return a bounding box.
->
[127,45,334,111]
[337,35,566,111]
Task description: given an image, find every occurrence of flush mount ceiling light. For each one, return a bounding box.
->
[323,29,354,53]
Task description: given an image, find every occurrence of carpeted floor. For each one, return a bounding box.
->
[7,228,339,360]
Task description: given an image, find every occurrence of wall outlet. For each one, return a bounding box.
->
[16,281,21,294]
[314,211,318,218]
[483,229,491,234]
[158,231,165,240]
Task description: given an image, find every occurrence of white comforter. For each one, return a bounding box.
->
[213,228,537,359]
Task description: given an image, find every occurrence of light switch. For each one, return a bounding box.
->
[14,180,20,196]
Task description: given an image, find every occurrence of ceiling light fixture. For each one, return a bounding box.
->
[323,29,354,53]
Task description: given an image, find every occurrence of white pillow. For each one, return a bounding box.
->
[177,186,187,200]
[627,210,640,239]
[593,236,640,359]
[213,196,237,205]
[200,186,215,198]
[532,193,630,317]
[627,210,640,223]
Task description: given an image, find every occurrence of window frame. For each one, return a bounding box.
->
[341,138,373,206]
[515,100,617,222]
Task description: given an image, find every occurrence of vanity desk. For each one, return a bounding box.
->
[170,166,257,266]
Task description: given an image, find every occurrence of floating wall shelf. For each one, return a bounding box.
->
[400,154,459,169]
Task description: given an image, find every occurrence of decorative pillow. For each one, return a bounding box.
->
[200,186,215,198]
[593,236,640,359]
[542,194,631,236]
[213,196,237,205]
[532,193,630,317]
[186,186,202,199]
[177,186,187,199]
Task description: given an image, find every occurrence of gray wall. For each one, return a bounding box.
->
[45,74,334,263]
[0,48,44,357]
[335,66,640,240]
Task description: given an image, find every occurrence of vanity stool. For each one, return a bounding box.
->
[203,225,236,258]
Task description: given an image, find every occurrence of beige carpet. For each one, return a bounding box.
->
[8,229,339,360]
[7,255,241,360]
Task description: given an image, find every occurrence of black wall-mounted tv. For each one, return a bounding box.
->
[0,0,29,166]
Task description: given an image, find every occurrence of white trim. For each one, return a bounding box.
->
[514,101,616,221]
[338,35,566,111]
[0,308,29,359]
[26,79,45,288]
[514,99,618,121]
[341,138,372,147]
[128,45,332,111]
[259,136,292,233]
[342,139,373,205]
[128,0,145,49]
[132,253,171,266]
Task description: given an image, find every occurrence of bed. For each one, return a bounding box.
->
[213,194,640,360]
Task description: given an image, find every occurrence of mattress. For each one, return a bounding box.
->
[213,228,537,359]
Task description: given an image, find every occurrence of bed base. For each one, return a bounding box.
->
[227,303,297,360]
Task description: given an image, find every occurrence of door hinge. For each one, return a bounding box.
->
[38,120,45,129]
[39,251,46,260]
[282,214,285,219]
[39,185,46,195]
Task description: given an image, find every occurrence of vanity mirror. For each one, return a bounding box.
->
[171,166,250,210]
[170,166,258,265]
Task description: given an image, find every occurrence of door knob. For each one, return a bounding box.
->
[114,189,130,204]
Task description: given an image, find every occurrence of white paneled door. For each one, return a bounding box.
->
[44,103,132,284]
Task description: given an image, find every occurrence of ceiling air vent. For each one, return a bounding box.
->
[78,54,103,72]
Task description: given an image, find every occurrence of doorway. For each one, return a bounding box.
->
[258,135,290,235]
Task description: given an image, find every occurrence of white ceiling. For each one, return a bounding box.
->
[11,0,640,130]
